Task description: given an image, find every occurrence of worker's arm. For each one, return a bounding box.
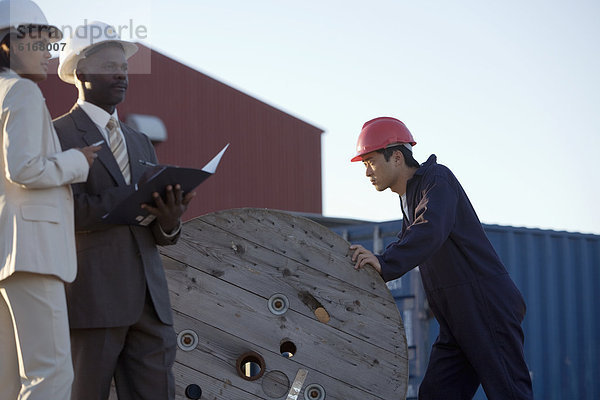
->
[377,173,459,282]
[3,79,90,188]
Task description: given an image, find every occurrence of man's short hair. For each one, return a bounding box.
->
[377,144,420,168]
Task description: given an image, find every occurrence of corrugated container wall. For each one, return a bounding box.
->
[334,221,600,400]
[39,44,323,220]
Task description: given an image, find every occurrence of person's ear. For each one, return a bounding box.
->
[75,68,94,90]
[393,150,405,166]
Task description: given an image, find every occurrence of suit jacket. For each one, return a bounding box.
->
[54,104,178,329]
[0,70,89,282]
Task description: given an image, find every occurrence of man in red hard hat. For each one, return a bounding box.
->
[350,117,533,400]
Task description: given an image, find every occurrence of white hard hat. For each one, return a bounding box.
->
[58,20,138,84]
[0,0,62,42]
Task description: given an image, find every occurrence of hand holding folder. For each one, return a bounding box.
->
[102,144,229,226]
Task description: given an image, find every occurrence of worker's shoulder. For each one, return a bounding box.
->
[429,162,455,178]
[0,72,43,104]
[7,75,40,95]
[53,110,73,126]
[120,121,153,144]
[419,155,455,179]
[419,158,461,189]
[52,109,79,136]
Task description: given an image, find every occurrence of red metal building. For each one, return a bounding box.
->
[39,44,323,221]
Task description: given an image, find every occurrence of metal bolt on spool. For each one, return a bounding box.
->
[177,329,198,352]
[268,293,290,315]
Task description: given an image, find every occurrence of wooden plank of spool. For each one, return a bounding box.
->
[110,208,407,400]
[161,217,404,354]
[167,263,404,397]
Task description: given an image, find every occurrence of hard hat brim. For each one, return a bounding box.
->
[0,24,62,43]
[0,0,62,42]
[58,40,138,84]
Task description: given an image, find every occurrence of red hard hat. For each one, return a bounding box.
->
[351,117,416,162]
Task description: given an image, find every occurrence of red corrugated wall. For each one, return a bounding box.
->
[39,44,323,221]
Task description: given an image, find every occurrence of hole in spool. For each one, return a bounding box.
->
[236,351,266,381]
[184,384,202,399]
[280,340,297,358]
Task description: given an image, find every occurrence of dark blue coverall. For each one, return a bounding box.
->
[376,155,533,400]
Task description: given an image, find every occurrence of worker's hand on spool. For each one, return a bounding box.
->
[350,244,382,274]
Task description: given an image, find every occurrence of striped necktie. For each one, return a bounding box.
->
[106,117,131,184]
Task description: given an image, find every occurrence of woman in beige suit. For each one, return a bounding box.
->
[0,1,100,398]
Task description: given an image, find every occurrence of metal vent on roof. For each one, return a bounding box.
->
[125,114,167,142]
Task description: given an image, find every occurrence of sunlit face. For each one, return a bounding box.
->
[9,31,52,82]
[362,151,396,192]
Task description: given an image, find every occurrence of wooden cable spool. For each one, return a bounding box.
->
[114,208,408,399]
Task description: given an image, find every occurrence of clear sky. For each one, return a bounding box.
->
[36,0,600,234]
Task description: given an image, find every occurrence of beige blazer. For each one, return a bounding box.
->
[0,70,89,282]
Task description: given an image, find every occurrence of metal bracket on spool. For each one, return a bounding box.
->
[286,368,308,400]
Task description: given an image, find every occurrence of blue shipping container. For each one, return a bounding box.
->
[333,221,600,400]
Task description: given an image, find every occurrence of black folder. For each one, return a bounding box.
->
[102,144,229,226]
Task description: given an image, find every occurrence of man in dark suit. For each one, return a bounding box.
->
[53,21,195,399]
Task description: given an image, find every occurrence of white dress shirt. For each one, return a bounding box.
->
[77,99,128,155]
